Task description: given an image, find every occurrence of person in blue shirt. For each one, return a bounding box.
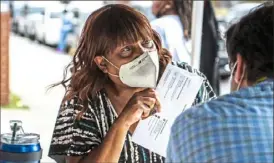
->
[167,2,273,163]
[57,9,74,53]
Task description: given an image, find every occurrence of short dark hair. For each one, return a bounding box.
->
[225,2,273,82]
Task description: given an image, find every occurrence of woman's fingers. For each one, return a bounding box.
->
[154,94,161,113]
[140,103,151,119]
[141,97,156,109]
[137,88,157,98]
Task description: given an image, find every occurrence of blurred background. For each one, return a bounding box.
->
[0,0,265,162]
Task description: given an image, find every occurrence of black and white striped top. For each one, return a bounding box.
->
[48,62,216,163]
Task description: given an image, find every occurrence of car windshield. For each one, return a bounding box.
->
[50,12,62,19]
[29,7,43,14]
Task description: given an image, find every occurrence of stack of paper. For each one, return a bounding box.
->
[132,63,204,157]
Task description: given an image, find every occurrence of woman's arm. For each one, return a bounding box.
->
[66,118,129,163]
[66,89,159,163]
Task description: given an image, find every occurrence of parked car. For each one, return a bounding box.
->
[10,1,25,34]
[67,1,155,55]
[66,1,104,55]
[25,12,44,40]
[17,2,44,36]
[66,10,90,54]
[34,3,65,46]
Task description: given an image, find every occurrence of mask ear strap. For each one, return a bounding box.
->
[237,64,246,91]
[231,62,238,81]
[101,56,120,77]
[108,72,119,77]
[102,56,119,70]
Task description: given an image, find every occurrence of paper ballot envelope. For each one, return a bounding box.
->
[132,63,204,157]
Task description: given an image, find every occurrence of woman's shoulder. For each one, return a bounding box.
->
[61,89,107,106]
[58,91,100,116]
[60,89,114,118]
[49,92,105,161]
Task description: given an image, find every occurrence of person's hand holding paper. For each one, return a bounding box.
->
[119,88,161,129]
[132,63,205,157]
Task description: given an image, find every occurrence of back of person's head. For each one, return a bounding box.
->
[225,2,273,83]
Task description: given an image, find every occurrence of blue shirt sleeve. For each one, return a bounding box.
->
[166,130,178,163]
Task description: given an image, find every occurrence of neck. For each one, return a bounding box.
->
[106,83,143,97]
[105,83,145,116]
[239,79,262,90]
[247,77,269,87]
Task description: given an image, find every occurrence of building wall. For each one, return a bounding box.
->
[0,10,10,105]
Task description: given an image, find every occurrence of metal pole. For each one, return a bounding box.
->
[191,1,204,70]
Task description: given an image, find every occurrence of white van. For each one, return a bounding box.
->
[34,2,65,45]
[66,1,104,53]
[17,1,44,36]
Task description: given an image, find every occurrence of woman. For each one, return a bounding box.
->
[49,4,215,163]
[151,0,221,95]
[151,0,192,64]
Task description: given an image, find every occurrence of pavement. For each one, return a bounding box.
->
[1,34,71,162]
[1,33,230,162]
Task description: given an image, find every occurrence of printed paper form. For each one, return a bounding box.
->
[132,63,204,157]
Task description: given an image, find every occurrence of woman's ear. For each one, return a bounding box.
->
[94,56,108,73]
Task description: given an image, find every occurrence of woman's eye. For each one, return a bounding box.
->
[142,40,154,48]
[120,46,132,57]
[121,46,131,53]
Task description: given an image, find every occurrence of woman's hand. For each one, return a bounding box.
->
[69,89,161,163]
[118,88,161,128]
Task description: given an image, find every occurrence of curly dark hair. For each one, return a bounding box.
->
[225,2,273,82]
[50,4,172,118]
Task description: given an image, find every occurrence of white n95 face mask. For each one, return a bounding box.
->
[102,50,160,88]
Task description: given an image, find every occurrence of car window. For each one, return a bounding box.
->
[50,12,62,19]
[29,7,43,14]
